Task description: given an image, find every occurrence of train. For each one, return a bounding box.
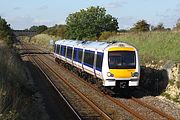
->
[53,40,140,89]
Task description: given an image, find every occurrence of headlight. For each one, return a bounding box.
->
[132,72,139,77]
[107,72,114,77]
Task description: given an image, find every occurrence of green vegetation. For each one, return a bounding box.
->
[29,25,48,34]
[177,81,180,89]
[43,25,66,39]
[98,31,117,40]
[161,92,171,100]
[0,16,13,46]
[21,34,59,51]
[130,20,150,32]
[173,18,180,31]
[161,92,180,104]
[169,79,175,86]
[0,41,49,120]
[107,31,180,64]
[151,23,170,31]
[66,6,118,40]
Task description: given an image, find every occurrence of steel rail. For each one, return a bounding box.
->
[40,54,146,120]
[22,44,82,120]
[131,97,176,120]
[35,55,112,120]
[43,56,175,120]
[26,43,176,120]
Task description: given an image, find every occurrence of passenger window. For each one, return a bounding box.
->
[78,49,83,63]
[67,47,72,59]
[56,45,60,54]
[73,48,77,61]
[84,50,95,68]
[61,45,66,56]
[96,52,103,71]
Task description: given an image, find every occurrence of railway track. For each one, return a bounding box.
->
[51,59,176,120]
[41,55,175,119]
[22,44,82,120]
[23,43,176,120]
[22,43,112,120]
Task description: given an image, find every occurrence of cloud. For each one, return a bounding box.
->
[104,1,127,9]
[118,16,137,29]
[154,13,178,28]
[13,7,21,10]
[57,20,66,25]
[0,12,6,17]
[33,18,52,24]
[175,3,180,14]
[5,16,56,29]
[38,5,48,10]
[154,3,180,28]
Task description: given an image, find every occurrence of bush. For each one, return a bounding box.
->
[43,25,67,39]
[0,16,13,47]
[0,42,49,120]
[21,34,59,51]
[176,80,180,89]
[99,31,117,40]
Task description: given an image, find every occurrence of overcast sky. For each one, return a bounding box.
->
[0,0,180,30]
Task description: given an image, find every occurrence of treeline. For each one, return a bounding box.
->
[27,6,180,40]
[0,16,13,46]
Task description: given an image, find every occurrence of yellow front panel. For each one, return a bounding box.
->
[108,47,135,51]
[109,69,135,78]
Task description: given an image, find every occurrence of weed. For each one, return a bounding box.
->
[0,41,49,120]
[161,92,171,100]
[176,80,180,89]
[169,79,175,86]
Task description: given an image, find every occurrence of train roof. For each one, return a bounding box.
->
[55,39,135,51]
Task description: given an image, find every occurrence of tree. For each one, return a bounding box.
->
[173,18,180,30]
[130,20,150,32]
[29,25,47,33]
[66,6,119,40]
[151,23,166,31]
[43,24,67,39]
[0,16,13,46]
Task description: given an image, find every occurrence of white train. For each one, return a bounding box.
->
[54,40,140,88]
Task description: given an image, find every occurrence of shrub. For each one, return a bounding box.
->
[0,16,13,47]
[99,31,117,40]
[0,42,49,120]
[176,80,180,89]
[169,79,175,86]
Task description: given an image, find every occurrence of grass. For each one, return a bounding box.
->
[21,31,180,64]
[176,81,180,89]
[107,31,180,64]
[169,79,175,86]
[20,34,59,51]
[0,41,49,120]
[161,92,180,104]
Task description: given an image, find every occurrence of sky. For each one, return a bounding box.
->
[0,0,180,30]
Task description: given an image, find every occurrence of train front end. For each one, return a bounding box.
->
[103,44,140,88]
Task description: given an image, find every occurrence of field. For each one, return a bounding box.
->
[106,31,180,64]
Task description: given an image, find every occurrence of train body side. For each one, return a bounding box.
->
[53,40,140,88]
